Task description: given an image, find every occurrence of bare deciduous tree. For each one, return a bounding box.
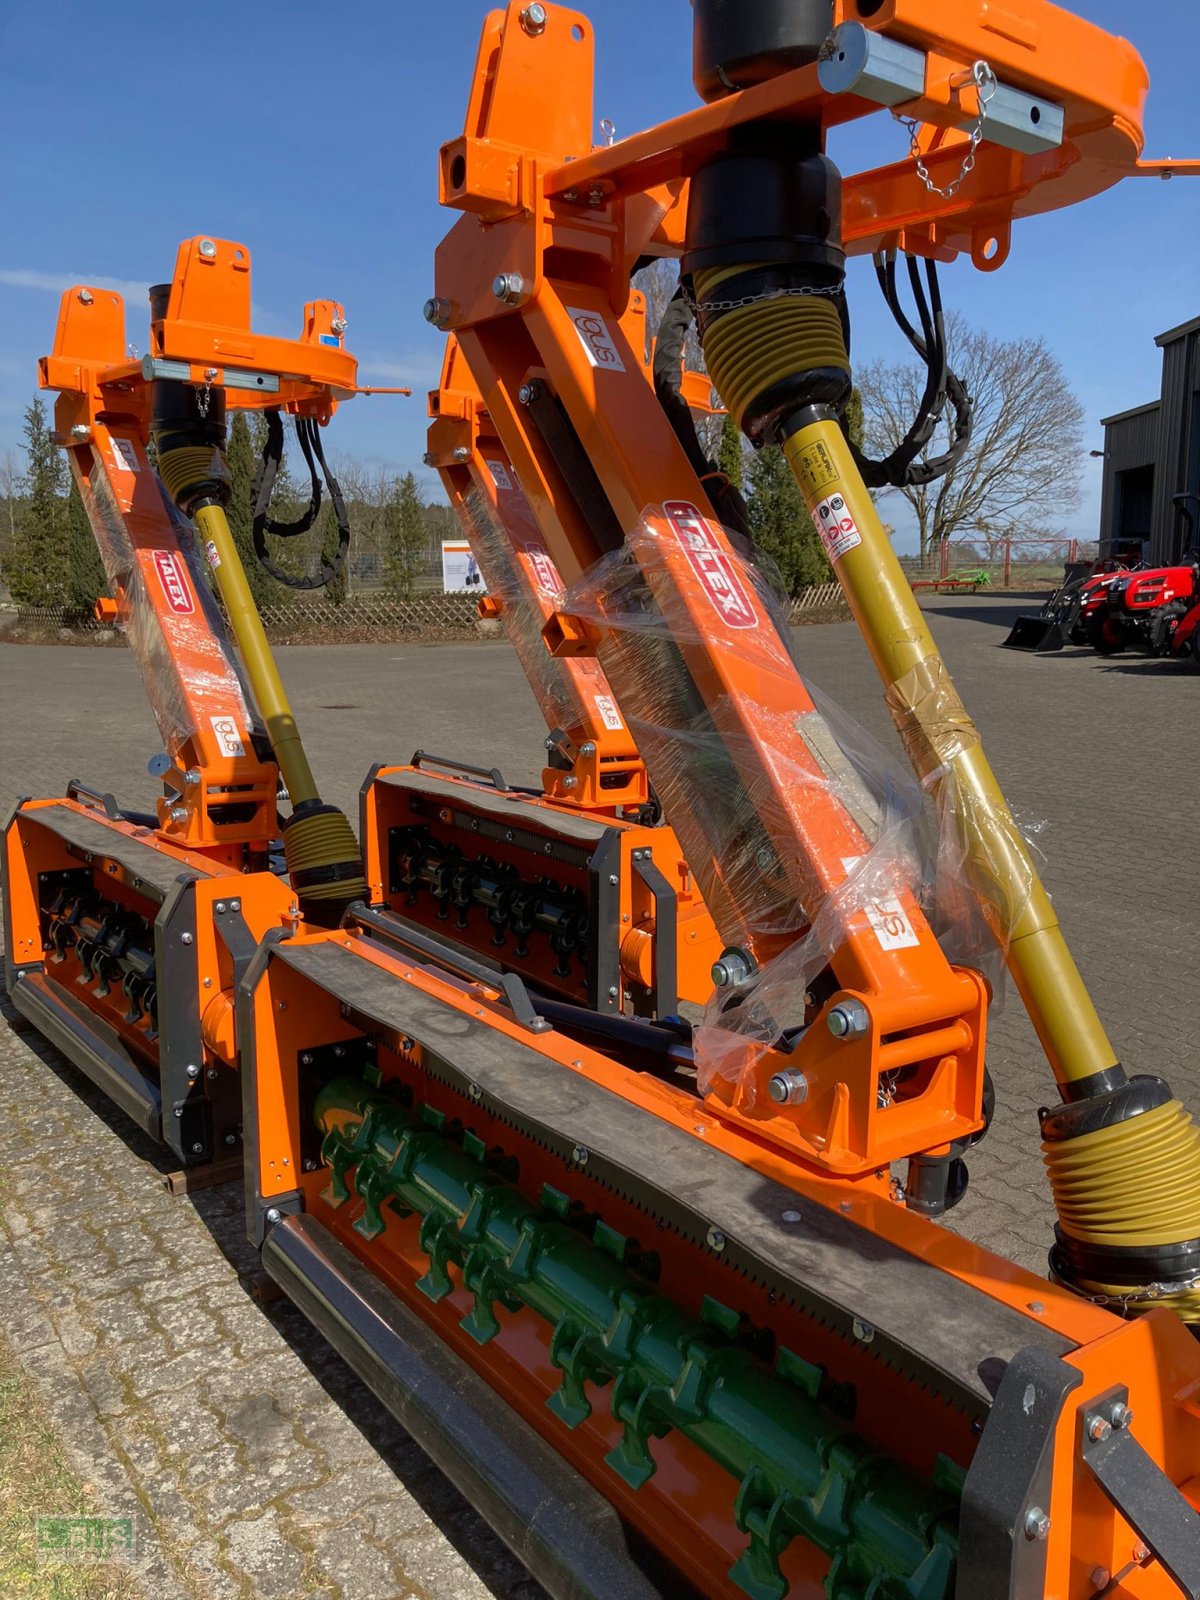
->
[857,311,1085,561]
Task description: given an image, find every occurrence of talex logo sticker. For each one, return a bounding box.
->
[524,544,563,600]
[663,500,758,629]
[152,550,194,615]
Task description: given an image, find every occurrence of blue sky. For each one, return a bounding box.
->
[2,1,1196,552]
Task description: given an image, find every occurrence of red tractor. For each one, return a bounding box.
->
[1084,500,1200,663]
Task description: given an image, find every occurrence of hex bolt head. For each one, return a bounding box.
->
[186,1063,200,1081]
[561,776,577,791]
[77,289,95,305]
[1109,1402,1133,1430]
[767,1069,809,1106]
[520,3,547,34]
[579,742,596,758]
[1087,1414,1113,1443]
[1023,1507,1051,1541]
[706,1226,726,1251]
[170,807,189,825]
[452,445,471,461]
[264,1207,281,1225]
[711,948,753,989]
[184,768,201,786]
[492,272,526,304]
[827,998,870,1039]
[198,238,217,258]
[423,296,451,328]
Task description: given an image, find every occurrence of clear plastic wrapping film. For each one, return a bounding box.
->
[559,506,1040,1096]
[456,481,580,731]
[456,475,630,746]
[75,442,262,760]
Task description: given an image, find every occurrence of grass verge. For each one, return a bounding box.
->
[0,1331,143,1600]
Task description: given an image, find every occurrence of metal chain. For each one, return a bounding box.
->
[1076,1272,1200,1310]
[901,60,998,200]
[686,283,843,318]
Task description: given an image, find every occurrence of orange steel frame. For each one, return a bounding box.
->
[38,236,383,859]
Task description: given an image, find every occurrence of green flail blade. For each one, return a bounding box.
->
[313,1077,962,1600]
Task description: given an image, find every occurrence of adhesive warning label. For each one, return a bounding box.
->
[593,694,624,732]
[110,438,140,473]
[565,306,626,373]
[794,437,839,490]
[486,460,513,491]
[813,493,862,563]
[204,540,221,571]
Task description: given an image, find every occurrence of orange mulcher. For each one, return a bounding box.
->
[7,4,1200,1600]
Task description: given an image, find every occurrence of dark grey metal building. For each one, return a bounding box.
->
[1098,315,1200,564]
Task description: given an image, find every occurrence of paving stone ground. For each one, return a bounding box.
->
[0,598,1197,1598]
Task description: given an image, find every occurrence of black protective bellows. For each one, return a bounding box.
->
[692,0,835,102]
[682,123,844,278]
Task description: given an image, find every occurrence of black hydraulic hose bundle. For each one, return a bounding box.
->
[250,409,351,590]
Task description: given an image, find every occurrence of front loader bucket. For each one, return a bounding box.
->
[1002,615,1064,651]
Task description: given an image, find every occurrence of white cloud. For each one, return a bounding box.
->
[0,268,151,300]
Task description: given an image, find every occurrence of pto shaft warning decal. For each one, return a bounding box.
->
[814,492,862,563]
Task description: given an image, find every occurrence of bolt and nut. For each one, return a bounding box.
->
[1023,1507,1051,1541]
[492,272,526,304]
[767,1069,809,1106]
[711,948,753,989]
[827,999,870,1039]
[423,296,451,327]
